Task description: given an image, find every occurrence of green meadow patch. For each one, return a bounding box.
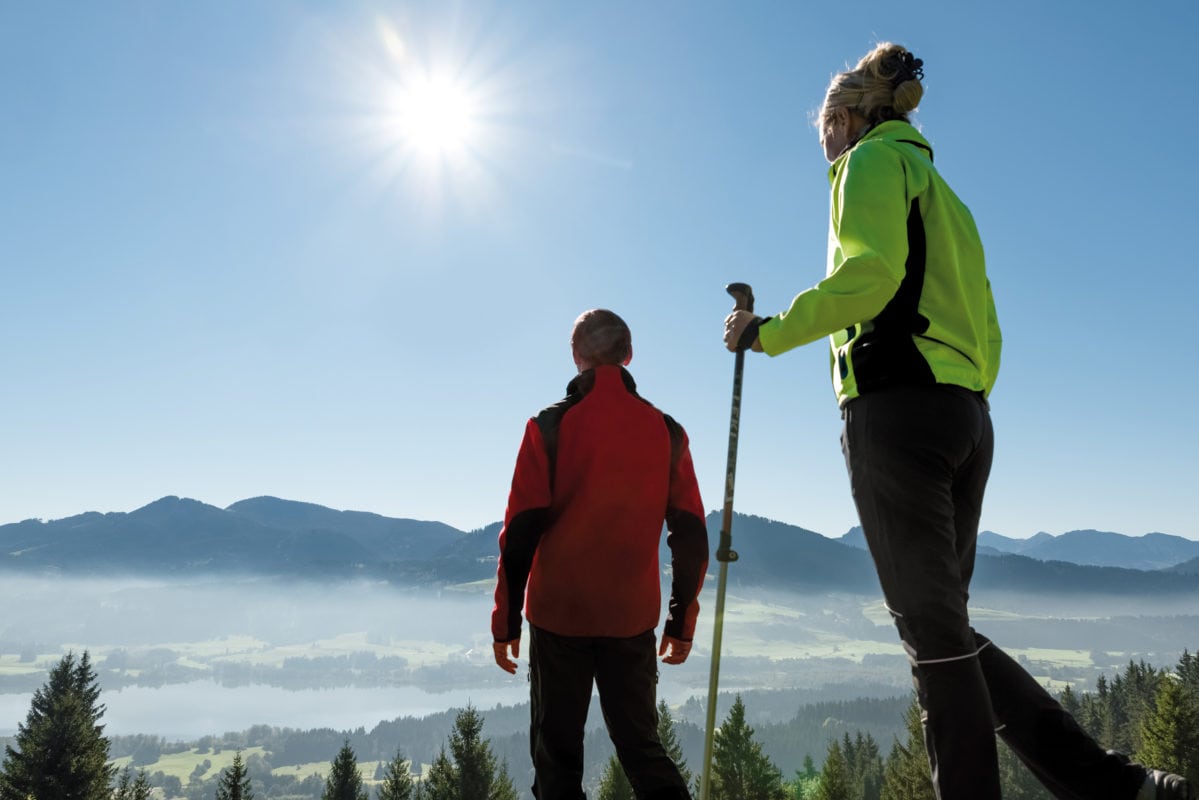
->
[110,745,268,781]
[109,746,390,785]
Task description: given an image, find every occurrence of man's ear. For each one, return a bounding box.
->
[622,345,633,366]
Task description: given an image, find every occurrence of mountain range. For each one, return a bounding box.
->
[837,526,1199,572]
[2,497,1197,591]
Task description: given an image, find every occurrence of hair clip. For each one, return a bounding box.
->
[890,53,924,87]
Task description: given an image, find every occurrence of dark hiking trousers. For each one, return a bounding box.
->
[842,384,1147,800]
[528,626,691,800]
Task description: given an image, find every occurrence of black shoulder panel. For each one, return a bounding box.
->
[662,413,686,470]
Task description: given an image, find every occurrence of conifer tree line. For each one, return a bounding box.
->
[1,649,1194,799]
[796,650,1199,800]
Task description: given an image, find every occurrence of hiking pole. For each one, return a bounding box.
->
[699,282,754,800]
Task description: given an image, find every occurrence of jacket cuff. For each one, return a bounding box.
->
[738,316,772,351]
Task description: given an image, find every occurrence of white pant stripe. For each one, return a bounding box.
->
[912,638,993,666]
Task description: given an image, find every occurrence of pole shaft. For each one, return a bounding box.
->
[718,349,745,561]
[699,347,746,800]
[700,558,730,800]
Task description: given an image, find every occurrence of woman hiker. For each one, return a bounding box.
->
[722,41,1192,800]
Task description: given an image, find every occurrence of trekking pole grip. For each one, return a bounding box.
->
[726,282,755,314]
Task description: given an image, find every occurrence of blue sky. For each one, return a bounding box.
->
[3,1,1197,542]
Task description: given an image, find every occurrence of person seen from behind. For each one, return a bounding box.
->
[721,42,1193,800]
[492,309,709,800]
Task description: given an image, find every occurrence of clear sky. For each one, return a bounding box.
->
[3,1,1197,542]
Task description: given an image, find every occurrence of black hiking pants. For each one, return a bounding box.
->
[528,625,691,800]
[842,384,1148,800]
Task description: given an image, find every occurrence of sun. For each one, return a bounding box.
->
[395,75,477,158]
[328,14,514,208]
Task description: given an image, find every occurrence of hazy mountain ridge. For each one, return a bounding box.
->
[0,496,461,577]
[839,525,1199,571]
[2,497,1197,595]
[1168,555,1199,576]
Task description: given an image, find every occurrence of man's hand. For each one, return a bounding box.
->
[658,635,693,665]
[723,311,764,353]
[493,639,520,674]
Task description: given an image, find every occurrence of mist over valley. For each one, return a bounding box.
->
[1,497,1197,795]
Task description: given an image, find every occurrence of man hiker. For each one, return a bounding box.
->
[492,308,709,800]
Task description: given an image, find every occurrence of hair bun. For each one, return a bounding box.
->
[893,78,923,114]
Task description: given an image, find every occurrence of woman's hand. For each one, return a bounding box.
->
[724,311,765,353]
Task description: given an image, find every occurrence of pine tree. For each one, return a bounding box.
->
[1177,651,1199,699]
[114,767,133,800]
[813,739,851,800]
[880,697,935,800]
[0,650,114,800]
[1058,684,1079,717]
[840,731,883,800]
[490,762,519,800]
[215,750,254,800]
[1136,674,1199,785]
[448,705,494,799]
[322,740,368,800]
[113,766,152,800]
[597,755,635,800]
[1092,674,1117,748]
[787,754,821,799]
[420,707,518,800]
[1112,660,1163,755]
[1076,688,1103,741]
[708,695,788,800]
[996,739,1052,800]
[377,749,416,800]
[421,750,456,800]
[658,700,693,789]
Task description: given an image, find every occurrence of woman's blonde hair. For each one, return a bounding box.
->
[820,42,924,126]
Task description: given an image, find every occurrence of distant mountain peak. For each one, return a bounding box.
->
[132,496,226,518]
[972,528,1199,571]
[227,496,333,514]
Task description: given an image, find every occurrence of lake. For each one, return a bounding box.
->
[0,677,708,740]
[0,681,531,740]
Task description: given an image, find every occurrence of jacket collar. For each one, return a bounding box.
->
[829,119,934,179]
[566,364,637,397]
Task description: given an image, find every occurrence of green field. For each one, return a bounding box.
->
[0,653,65,676]
[109,745,396,785]
[111,746,267,781]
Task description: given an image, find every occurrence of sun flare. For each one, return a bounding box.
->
[396,76,477,157]
[336,15,512,208]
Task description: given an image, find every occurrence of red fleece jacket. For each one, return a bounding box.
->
[491,365,708,642]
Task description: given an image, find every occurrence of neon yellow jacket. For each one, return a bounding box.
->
[757,120,1001,406]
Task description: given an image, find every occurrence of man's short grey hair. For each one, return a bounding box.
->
[571,309,631,366]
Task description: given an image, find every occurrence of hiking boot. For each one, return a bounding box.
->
[1142,769,1194,800]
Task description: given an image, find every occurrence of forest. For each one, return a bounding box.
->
[2,649,1195,799]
